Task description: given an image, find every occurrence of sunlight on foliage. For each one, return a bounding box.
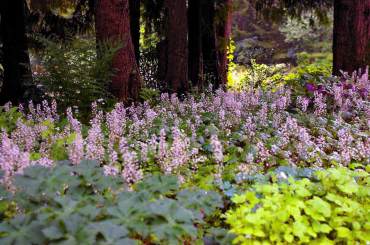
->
[228,60,287,91]
[226,168,370,244]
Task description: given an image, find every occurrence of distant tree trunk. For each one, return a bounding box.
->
[157,39,168,85]
[0,0,32,105]
[201,0,219,87]
[95,0,141,103]
[333,0,370,75]
[162,0,189,94]
[129,0,140,63]
[188,0,204,88]
[216,0,233,88]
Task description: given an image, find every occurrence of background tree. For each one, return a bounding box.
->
[95,0,141,103]
[28,0,95,41]
[216,0,233,88]
[162,0,188,94]
[202,0,221,87]
[189,0,233,89]
[129,0,140,63]
[188,0,203,88]
[333,0,370,75]
[0,0,32,105]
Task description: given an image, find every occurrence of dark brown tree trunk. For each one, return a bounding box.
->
[129,0,140,63]
[0,0,32,105]
[216,0,233,88]
[201,0,219,87]
[163,0,189,94]
[333,0,370,75]
[188,0,204,88]
[95,0,141,103]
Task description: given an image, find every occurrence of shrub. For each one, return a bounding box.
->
[225,167,370,244]
[284,52,333,95]
[0,105,23,133]
[228,60,287,91]
[33,37,119,116]
[279,13,333,53]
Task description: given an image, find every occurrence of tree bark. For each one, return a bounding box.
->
[0,0,32,105]
[162,0,189,94]
[95,0,141,103]
[129,0,140,64]
[333,0,370,75]
[188,0,204,88]
[216,0,233,88]
[201,0,219,87]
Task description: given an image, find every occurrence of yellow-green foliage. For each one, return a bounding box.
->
[225,168,370,244]
[284,52,333,85]
[0,107,23,133]
[228,60,287,91]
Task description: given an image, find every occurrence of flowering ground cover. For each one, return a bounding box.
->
[0,70,369,244]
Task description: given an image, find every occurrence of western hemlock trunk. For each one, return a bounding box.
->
[129,0,140,63]
[0,0,32,105]
[163,0,189,94]
[216,0,233,88]
[188,0,203,88]
[95,0,141,103]
[333,0,370,75]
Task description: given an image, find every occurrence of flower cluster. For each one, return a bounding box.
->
[0,72,369,188]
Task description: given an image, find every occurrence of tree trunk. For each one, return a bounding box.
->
[201,0,220,88]
[163,0,189,94]
[95,0,141,103]
[333,0,370,75]
[216,0,233,88]
[129,0,140,63]
[188,0,204,88]
[0,0,32,105]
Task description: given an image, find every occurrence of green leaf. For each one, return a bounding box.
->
[284,233,294,243]
[336,227,351,238]
[90,221,129,241]
[307,197,331,217]
[337,181,358,194]
[42,226,64,240]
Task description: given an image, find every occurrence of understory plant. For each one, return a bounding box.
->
[225,167,370,244]
[228,60,287,91]
[0,160,223,244]
[0,69,369,189]
[33,37,119,116]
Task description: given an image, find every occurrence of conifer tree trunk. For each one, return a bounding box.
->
[129,0,140,63]
[333,0,370,75]
[188,0,203,88]
[162,0,189,94]
[201,0,219,87]
[216,0,233,88]
[95,0,141,103]
[0,0,32,105]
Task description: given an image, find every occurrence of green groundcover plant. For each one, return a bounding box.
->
[225,167,370,244]
[0,160,225,245]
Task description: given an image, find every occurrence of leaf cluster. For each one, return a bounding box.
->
[225,167,370,244]
[0,161,223,244]
[33,36,119,116]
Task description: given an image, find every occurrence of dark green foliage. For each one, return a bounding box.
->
[28,0,95,41]
[253,0,333,24]
[0,161,223,244]
[34,37,119,115]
